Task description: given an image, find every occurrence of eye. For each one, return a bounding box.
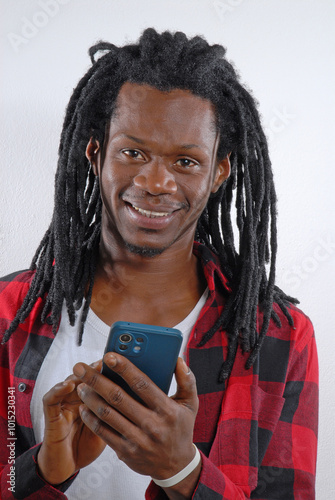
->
[122,149,145,160]
[175,158,197,168]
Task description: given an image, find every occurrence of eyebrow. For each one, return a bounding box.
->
[180,143,201,150]
[121,134,202,151]
[122,134,145,144]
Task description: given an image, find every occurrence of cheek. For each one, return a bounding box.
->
[99,165,126,200]
[98,171,117,213]
[182,176,213,209]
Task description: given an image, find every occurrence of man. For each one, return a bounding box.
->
[0,29,318,499]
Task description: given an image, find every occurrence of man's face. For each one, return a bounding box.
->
[87,82,229,257]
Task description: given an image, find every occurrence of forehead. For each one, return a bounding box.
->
[108,82,218,147]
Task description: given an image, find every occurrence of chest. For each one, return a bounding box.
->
[90,281,205,328]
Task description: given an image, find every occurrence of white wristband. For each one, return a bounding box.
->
[152,444,201,488]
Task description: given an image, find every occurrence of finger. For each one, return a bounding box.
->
[65,359,103,383]
[77,383,138,439]
[42,380,77,419]
[171,358,198,413]
[73,360,150,426]
[73,359,103,382]
[91,359,103,371]
[103,352,170,411]
[73,354,168,414]
[78,404,133,459]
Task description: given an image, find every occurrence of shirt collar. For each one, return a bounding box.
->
[192,241,231,296]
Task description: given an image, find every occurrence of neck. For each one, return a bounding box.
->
[90,237,206,327]
[98,237,199,295]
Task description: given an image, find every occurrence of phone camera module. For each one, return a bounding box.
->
[119,333,132,343]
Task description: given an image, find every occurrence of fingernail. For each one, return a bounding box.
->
[79,404,87,417]
[77,383,85,395]
[56,381,68,389]
[73,364,86,378]
[105,353,117,367]
[91,360,100,368]
[182,359,191,374]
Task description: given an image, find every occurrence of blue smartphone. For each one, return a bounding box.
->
[102,321,183,400]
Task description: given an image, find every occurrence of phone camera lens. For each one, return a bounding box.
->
[119,334,132,343]
[136,337,144,343]
[119,344,128,350]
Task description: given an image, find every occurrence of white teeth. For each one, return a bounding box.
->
[132,205,169,218]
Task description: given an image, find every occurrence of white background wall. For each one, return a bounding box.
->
[1,0,334,497]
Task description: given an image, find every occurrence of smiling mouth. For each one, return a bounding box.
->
[131,204,171,218]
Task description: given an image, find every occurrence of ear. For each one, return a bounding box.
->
[211,153,231,193]
[85,137,101,176]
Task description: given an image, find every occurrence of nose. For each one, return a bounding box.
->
[133,160,177,195]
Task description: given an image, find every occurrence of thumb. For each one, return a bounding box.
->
[172,358,198,412]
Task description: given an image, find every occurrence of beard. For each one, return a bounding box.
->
[124,242,167,258]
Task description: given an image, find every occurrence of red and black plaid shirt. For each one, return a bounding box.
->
[0,243,318,499]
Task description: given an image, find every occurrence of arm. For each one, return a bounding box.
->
[0,382,77,499]
[0,444,76,500]
[0,272,73,498]
[71,325,318,500]
[148,327,318,499]
[251,331,318,499]
[0,363,106,499]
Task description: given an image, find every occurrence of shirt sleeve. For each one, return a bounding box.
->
[254,329,319,498]
[0,272,79,498]
[0,443,79,500]
[145,452,249,499]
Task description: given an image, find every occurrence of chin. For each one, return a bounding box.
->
[124,242,167,258]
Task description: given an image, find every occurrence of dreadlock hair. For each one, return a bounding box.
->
[2,28,298,381]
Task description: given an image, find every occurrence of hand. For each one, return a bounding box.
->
[73,354,200,497]
[37,361,106,485]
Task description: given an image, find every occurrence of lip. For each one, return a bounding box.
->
[123,198,182,213]
[124,201,180,230]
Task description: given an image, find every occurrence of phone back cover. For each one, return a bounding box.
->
[102,322,182,400]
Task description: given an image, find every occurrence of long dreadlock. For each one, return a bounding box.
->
[2,28,297,381]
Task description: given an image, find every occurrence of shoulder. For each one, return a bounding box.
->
[268,301,315,353]
[0,269,36,318]
[0,268,35,293]
[0,269,35,283]
[256,302,317,388]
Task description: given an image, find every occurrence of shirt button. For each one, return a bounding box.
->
[18,383,26,392]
